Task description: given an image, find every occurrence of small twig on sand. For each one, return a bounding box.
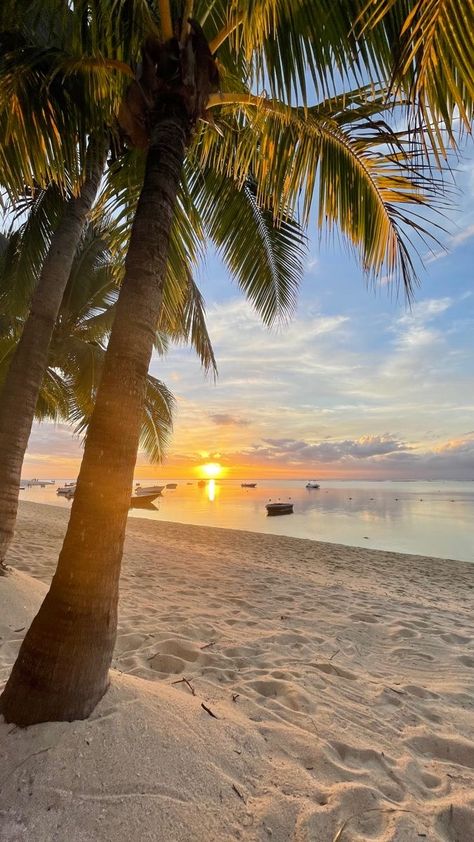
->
[232,783,246,802]
[13,627,25,633]
[329,649,340,661]
[232,693,240,703]
[200,641,216,650]
[201,702,218,719]
[171,677,196,696]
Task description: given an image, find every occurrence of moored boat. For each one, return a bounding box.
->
[134,484,165,497]
[130,492,161,508]
[57,482,77,495]
[62,486,161,507]
[241,482,257,488]
[166,483,177,489]
[197,480,206,487]
[305,480,320,489]
[266,501,294,516]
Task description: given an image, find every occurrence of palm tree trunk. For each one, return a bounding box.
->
[0,150,104,571]
[0,105,189,725]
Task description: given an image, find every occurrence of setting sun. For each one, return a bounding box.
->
[201,462,223,478]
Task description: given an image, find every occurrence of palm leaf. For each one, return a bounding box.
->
[189,163,306,324]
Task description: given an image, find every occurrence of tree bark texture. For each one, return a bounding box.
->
[0,108,188,725]
[0,151,104,569]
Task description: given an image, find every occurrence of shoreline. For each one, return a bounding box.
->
[12,498,471,570]
[2,500,474,840]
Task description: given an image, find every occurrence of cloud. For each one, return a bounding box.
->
[425,223,474,264]
[243,434,410,464]
[208,413,250,427]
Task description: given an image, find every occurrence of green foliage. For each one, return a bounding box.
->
[0,222,178,462]
[1,0,471,307]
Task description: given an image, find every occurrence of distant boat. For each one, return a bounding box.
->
[241,482,257,488]
[197,480,206,488]
[62,486,161,507]
[57,482,77,496]
[130,492,161,508]
[166,483,177,489]
[26,478,55,487]
[266,501,294,516]
[305,480,320,489]
[134,484,165,497]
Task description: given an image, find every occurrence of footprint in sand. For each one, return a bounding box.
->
[249,677,314,713]
[407,734,474,770]
[149,653,185,674]
[441,632,472,645]
[458,654,474,668]
[389,625,418,640]
[436,803,474,839]
[312,662,357,680]
[391,647,434,662]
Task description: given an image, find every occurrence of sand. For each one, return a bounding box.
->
[1,500,474,841]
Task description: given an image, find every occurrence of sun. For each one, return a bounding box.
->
[201,462,223,478]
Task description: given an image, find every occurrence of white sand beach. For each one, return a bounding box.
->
[1,500,474,841]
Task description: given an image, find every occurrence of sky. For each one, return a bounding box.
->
[24,156,474,481]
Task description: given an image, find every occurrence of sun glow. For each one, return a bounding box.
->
[201,462,223,478]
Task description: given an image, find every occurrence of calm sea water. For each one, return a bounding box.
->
[19,478,474,563]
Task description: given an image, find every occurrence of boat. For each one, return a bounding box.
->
[57,482,77,495]
[197,480,206,488]
[62,487,161,508]
[305,480,320,489]
[241,482,257,488]
[26,478,55,487]
[266,501,294,516]
[166,483,177,489]
[130,492,161,508]
[134,484,165,497]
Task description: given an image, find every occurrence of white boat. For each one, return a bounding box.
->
[130,492,161,508]
[134,484,165,497]
[62,487,161,508]
[26,478,55,487]
[57,482,77,495]
[305,480,320,489]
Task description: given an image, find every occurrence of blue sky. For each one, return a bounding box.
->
[24,153,474,480]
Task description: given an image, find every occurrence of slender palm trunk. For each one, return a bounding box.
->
[0,106,189,725]
[0,152,104,570]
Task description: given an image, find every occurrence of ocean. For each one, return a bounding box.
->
[19,478,474,563]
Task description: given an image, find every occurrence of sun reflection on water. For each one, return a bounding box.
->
[207,479,216,502]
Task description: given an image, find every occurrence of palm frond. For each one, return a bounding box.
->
[202,90,445,296]
[356,0,474,156]
[188,163,306,324]
[139,374,175,463]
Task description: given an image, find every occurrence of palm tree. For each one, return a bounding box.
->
[0,2,117,569]
[1,0,472,725]
[0,223,180,463]
[0,154,106,572]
